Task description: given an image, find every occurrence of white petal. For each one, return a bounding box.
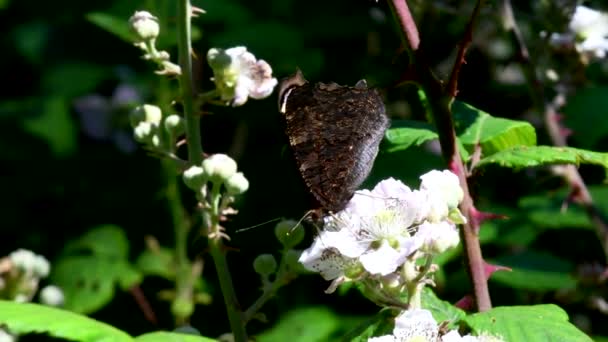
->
[359,241,401,275]
[299,244,347,281]
[323,230,369,258]
[442,330,465,342]
[372,177,412,199]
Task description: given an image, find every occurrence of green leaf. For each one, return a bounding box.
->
[135,247,176,280]
[42,62,108,98]
[383,120,438,152]
[490,251,577,291]
[51,256,142,314]
[87,12,136,43]
[134,332,215,342]
[23,96,77,158]
[257,307,340,342]
[63,224,130,259]
[0,301,132,342]
[563,86,608,148]
[12,21,49,65]
[341,310,394,342]
[51,256,116,313]
[464,304,593,342]
[476,146,608,174]
[518,194,593,230]
[422,288,466,329]
[453,101,536,156]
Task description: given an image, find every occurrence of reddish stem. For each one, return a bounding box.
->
[388,0,492,312]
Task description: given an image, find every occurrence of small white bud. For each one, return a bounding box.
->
[39,285,64,307]
[133,122,155,142]
[9,249,48,277]
[130,104,162,127]
[420,170,463,209]
[129,11,160,42]
[32,255,50,278]
[201,154,238,183]
[224,172,249,195]
[183,165,207,190]
[164,114,185,135]
[9,249,36,272]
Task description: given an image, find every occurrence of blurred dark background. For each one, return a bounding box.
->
[2,0,608,340]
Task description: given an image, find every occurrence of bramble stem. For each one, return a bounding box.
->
[387,0,491,311]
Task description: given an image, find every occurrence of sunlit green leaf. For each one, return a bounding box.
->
[422,288,465,329]
[476,146,608,174]
[464,305,592,342]
[453,101,536,156]
[383,120,437,152]
[0,301,132,342]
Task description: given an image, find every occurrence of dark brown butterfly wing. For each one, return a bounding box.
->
[279,71,389,213]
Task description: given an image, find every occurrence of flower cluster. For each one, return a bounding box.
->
[550,5,608,59]
[207,47,278,107]
[183,153,249,198]
[299,170,465,295]
[129,104,184,151]
[369,308,503,342]
[1,249,64,306]
[128,11,181,75]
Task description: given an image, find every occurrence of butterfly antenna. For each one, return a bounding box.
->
[290,210,314,235]
[235,217,282,233]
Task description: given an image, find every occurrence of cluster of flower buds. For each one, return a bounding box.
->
[299,170,466,296]
[129,104,184,151]
[207,47,278,107]
[128,11,181,75]
[183,154,249,200]
[549,5,608,60]
[0,249,63,306]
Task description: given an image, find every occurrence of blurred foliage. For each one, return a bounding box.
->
[1,0,608,340]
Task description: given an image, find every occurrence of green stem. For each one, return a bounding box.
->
[177,0,202,164]
[208,182,248,340]
[163,158,192,325]
[176,2,246,338]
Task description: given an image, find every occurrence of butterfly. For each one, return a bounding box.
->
[278,69,389,215]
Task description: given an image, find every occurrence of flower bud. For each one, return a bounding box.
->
[420,170,463,209]
[129,11,160,42]
[183,165,207,190]
[39,285,64,307]
[164,114,185,135]
[274,219,304,248]
[133,122,155,142]
[253,254,277,277]
[201,154,238,183]
[224,172,249,195]
[9,249,49,277]
[132,104,162,126]
[172,297,194,319]
[207,48,235,73]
